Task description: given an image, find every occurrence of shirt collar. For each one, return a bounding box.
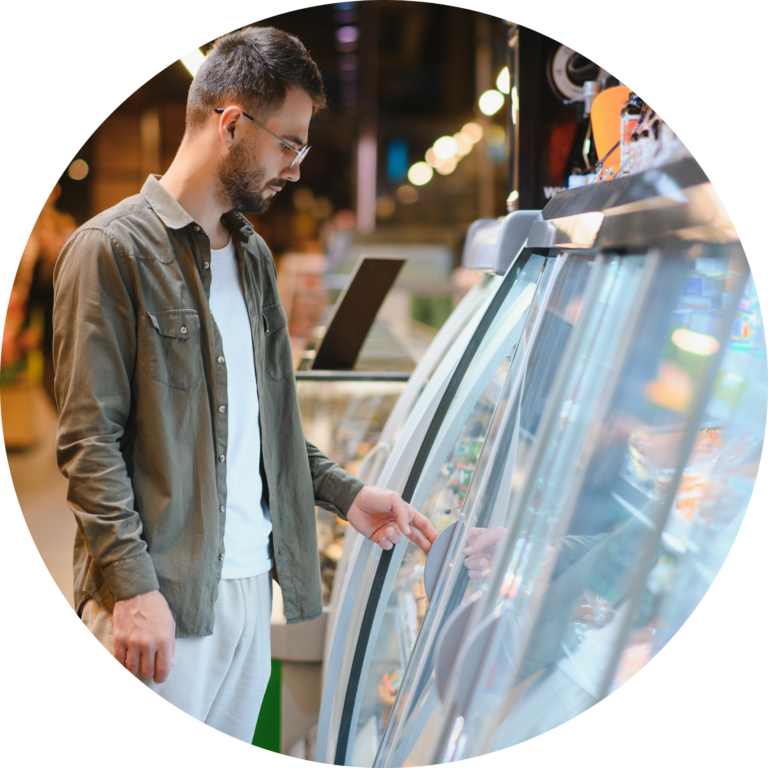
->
[140,175,255,239]
[141,175,195,230]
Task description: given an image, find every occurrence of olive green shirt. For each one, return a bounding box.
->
[53,175,365,637]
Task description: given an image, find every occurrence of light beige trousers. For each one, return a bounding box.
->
[82,573,272,743]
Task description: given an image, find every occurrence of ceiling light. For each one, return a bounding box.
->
[425,148,444,168]
[496,66,510,94]
[453,132,473,156]
[408,162,433,186]
[462,122,483,143]
[433,136,458,160]
[435,157,458,175]
[336,26,359,44]
[479,89,505,116]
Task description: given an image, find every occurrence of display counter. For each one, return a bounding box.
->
[317,158,765,767]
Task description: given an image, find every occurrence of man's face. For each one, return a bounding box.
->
[216,86,313,214]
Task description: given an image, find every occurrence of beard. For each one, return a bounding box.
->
[216,141,284,214]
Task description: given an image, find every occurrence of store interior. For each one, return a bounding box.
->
[2,2,765,765]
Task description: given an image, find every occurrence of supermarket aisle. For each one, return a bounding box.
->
[6,389,75,607]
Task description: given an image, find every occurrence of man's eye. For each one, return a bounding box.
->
[282,144,293,152]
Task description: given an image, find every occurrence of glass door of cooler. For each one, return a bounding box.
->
[358,272,504,486]
[321,273,507,684]
[326,252,556,766]
[371,248,611,768]
[608,272,766,694]
[316,264,522,762]
[428,241,752,763]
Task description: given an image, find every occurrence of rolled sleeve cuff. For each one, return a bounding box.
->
[316,471,366,521]
[101,552,160,602]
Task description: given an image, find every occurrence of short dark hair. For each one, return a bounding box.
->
[186,25,326,133]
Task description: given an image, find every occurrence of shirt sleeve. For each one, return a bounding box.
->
[53,227,160,602]
[305,440,366,521]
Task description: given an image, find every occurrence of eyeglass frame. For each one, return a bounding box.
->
[214,107,310,168]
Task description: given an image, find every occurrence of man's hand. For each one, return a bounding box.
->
[346,486,438,554]
[112,589,176,684]
[463,526,507,579]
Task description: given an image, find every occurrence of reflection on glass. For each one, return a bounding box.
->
[458,245,754,758]
[611,274,766,691]
[396,274,503,433]
[349,255,546,766]
[377,252,601,767]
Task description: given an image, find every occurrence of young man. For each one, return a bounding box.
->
[53,26,437,742]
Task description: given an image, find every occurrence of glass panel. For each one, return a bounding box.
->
[348,254,547,766]
[383,274,505,467]
[298,379,409,604]
[376,252,603,767]
[453,245,749,760]
[611,273,766,691]
[322,276,505,763]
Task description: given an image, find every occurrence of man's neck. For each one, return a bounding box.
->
[160,142,231,249]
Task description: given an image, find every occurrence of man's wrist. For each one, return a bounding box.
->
[102,551,160,603]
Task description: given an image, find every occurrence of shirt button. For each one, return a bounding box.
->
[194,225,201,232]
[203,261,210,270]
[218,454,226,463]
[220,505,226,513]
[218,554,224,562]
[218,405,227,413]
[217,356,225,364]
[180,326,188,335]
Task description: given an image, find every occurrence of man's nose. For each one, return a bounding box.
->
[281,162,300,183]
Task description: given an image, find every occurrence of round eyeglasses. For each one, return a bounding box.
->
[214,107,310,168]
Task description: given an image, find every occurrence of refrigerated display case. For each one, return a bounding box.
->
[315,211,548,765]
[301,227,501,606]
[317,212,541,675]
[426,162,762,765]
[317,157,764,767]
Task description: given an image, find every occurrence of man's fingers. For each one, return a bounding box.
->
[124,645,141,676]
[406,525,434,554]
[139,643,157,681]
[408,509,438,544]
[154,646,174,684]
[465,528,483,545]
[463,527,505,554]
[391,495,412,536]
[113,636,128,667]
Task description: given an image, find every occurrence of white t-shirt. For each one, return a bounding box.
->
[209,237,273,579]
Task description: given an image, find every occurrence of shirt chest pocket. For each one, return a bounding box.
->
[146,309,203,390]
[262,302,291,382]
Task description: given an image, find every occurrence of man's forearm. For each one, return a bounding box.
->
[305,439,366,519]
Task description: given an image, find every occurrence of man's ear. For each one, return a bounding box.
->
[215,106,247,148]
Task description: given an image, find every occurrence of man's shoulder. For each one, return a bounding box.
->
[71,192,156,246]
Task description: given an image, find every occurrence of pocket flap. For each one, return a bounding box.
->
[148,309,201,339]
[262,302,288,335]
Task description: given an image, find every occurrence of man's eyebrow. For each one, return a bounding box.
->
[285,135,307,147]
